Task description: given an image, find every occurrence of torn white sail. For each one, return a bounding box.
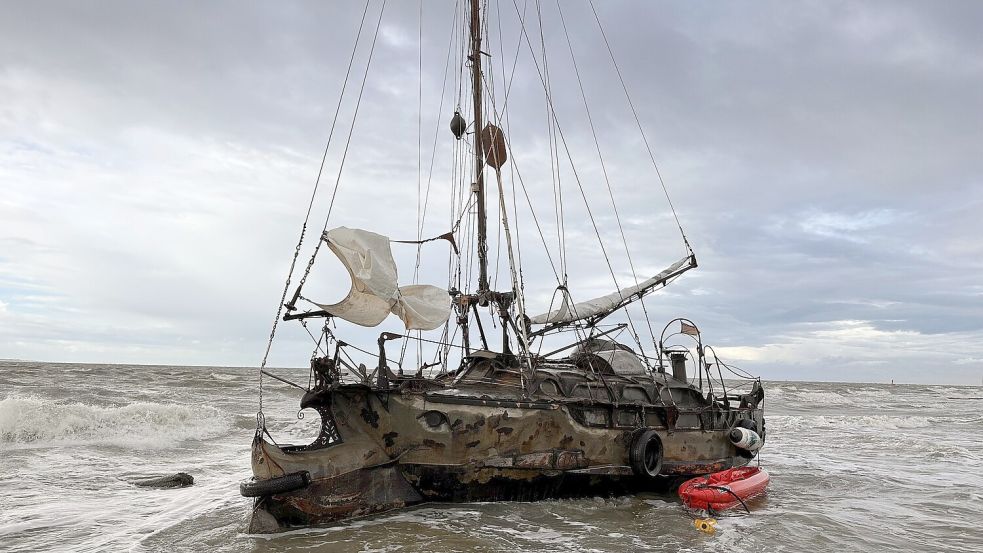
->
[529,256,693,325]
[390,284,450,331]
[314,227,451,330]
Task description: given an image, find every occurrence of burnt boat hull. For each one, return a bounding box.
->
[249,454,746,532]
[246,383,764,533]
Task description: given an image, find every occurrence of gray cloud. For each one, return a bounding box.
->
[1,1,981,384]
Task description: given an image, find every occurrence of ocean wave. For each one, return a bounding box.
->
[847,389,892,398]
[773,387,896,406]
[0,395,229,448]
[787,391,854,404]
[765,387,785,398]
[770,414,933,432]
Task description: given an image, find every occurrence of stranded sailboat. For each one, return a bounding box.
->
[241,0,766,533]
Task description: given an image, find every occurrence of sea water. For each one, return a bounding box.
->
[1,361,981,552]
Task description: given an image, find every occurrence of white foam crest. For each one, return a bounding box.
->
[934,386,982,396]
[0,395,229,448]
[770,414,933,432]
[788,391,853,404]
[765,387,785,398]
[847,389,892,398]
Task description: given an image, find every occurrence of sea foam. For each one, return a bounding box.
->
[770,414,934,432]
[0,395,228,448]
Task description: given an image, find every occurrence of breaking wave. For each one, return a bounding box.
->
[787,391,855,404]
[770,414,934,432]
[846,389,892,398]
[769,387,896,407]
[0,395,229,448]
[209,372,242,382]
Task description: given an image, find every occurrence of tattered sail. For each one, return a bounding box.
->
[389,284,450,331]
[530,256,693,325]
[316,228,398,327]
[314,227,451,330]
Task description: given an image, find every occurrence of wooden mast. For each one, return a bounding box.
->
[470,0,489,294]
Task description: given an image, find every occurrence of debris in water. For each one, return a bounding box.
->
[694,518,717,534]
[131,473,194,488]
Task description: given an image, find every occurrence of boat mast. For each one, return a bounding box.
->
[470,0,489,294]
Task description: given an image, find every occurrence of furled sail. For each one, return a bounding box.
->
[314,227,451,330]
[529,256,693,325]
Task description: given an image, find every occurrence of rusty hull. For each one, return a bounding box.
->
[246,385,763,533]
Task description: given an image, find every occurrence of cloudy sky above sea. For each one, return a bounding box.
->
[2,1,981,384]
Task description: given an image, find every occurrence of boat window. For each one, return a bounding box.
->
[537,379,562,397]
[570,384,594,399]
[644,411,666,428]
[616,409,641,427]
[575,407,610,428]
[489,367,522,387]
[676,413,702,429]
[621,386,650,404]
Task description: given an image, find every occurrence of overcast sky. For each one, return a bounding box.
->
[2,1,981,384]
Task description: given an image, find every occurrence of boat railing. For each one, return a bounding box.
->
[655,318,763,409]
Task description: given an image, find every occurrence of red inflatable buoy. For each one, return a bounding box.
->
[678,467,769,511]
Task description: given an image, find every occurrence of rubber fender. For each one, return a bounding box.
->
[729,426,763,452]
[240,470,311,498]
[629,429,664,477]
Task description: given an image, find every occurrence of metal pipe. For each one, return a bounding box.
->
[260,370,306,391]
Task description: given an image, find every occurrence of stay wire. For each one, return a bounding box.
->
[288,0,389,309]
[535,0,566,281]
[479,71,561,286]
[496,0,527,305]
[587,0,692,256]
[256,0,373,417]
[401,0,459,368]
[555,0,655,357]
[319,0,389,234]
[510,0,645,351]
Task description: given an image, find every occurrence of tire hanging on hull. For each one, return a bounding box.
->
[629,429,664,477]
[240,471,311,498]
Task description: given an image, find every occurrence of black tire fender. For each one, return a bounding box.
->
[736,417,766,442]
[240,470,311,498]
[629,429,664,477]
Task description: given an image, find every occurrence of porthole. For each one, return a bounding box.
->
[418,410,450,430]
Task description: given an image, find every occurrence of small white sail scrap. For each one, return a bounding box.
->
[529,256,693,325]
[314,227,451,331]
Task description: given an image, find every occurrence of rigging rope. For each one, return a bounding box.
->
[510,0,647,355]
[535,0,567,281]
[286,0,389,328]
[496,0,528,323]
[479,75,561,286]
[256,0,373,418]
[319,0,388,234]
[587,0,692,257]
[555,0,656,358]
